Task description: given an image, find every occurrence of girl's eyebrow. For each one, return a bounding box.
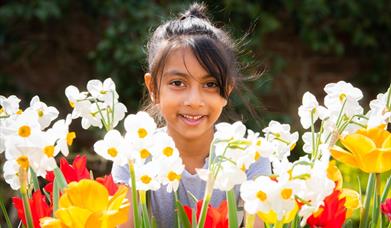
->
[163,69,213,79]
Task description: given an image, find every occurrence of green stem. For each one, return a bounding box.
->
[197,173,214,228]
[360,173,376,228]
[310,111,316,159]
[129,160,141,228]
[227,189,238,228]
[19,167,34,228]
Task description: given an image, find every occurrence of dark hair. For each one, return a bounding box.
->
[142,3,252,126]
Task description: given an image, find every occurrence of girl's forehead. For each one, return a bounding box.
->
[162,47,210,79]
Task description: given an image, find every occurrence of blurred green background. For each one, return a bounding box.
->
[0,0,390,226]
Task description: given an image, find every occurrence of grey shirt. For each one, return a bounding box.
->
[112,156,271,228]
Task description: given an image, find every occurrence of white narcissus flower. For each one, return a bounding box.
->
[4,135,47,177]
[324,81,364,122]
[110,102,127,129]
[214,121,246,141]
[87,78,119,105]
[134,161,160,191]
[65,85,90,119]
[3,160,24,190]
[4,109,41,142]
[263,121,299,161]
[0,95,21,115]
[26,96,59,130]
[159,157,185,193]
[124,111,157,140]
[152,132,180,160]
[46,114,75,156]
[94,130,127,166]
[367,91,391,128]
[240,176,275,214]
[298,92,328,129]
[213,162,247,191]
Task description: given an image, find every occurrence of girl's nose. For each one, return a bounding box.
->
[183,87,205,108]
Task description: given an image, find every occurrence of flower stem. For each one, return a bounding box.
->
[197,173,214,228]
[227,189,238,228]
[129,160,141,228]
[19,167,34,228]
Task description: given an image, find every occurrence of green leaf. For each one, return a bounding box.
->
[29,167,40,192]
[53,167,67,190]
[175,199,191,228]
[0,197,13,228]
[359,173,375,228]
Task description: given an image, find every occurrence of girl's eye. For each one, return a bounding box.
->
[169,80,185,87]
[204,81,218,88]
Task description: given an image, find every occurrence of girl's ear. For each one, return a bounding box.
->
[144,73,156,103]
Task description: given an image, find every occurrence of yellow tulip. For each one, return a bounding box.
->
[330,124,391,173]
[41,179,129,228]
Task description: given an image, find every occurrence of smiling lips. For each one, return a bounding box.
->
[179,114,206,126]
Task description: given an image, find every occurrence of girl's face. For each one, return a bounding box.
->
[145,47,228,141]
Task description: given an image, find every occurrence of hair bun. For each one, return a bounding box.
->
[180,3,208,20]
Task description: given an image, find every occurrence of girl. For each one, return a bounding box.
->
[113,3,271,227]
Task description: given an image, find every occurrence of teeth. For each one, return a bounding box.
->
[182,114,203,120]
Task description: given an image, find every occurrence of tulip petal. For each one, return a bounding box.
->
[341,134,376,156]
[330,146,359,168]
[357,125,390,148]
[382,134,391,149]
[340,188,361,218]
[55,206,92,228]
[362,149,391,173]
[61,180,109,212]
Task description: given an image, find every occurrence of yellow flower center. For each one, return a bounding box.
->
[256,190,267,202]
[138,128,148,138]
[107,147,118,157]
[38,109,44,117]
[339,93,346,102]
[67,132,76,146]
[241,164,246,171]
[140,175,152,184]
[69,101,75,108]
[139,149,150,159]
[163,147,173,157]
[167,171,181,181]
[100,90,107,95]
[17,156,29,169]
[256,139,262,146]
[16,109,23,115]
[0,107,3,114]
[43,145,55,157]
[281,188,292,200]
[254,151,261,161]
[18,125,31,138]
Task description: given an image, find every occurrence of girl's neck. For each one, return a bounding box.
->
[167,128,213,174]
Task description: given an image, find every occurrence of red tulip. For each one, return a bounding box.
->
[381,198,391,221]
[12,190,51,228]
[44,155,90,194]
[307,189,347,228]
[183,200,228,228]
[96,174,118,196]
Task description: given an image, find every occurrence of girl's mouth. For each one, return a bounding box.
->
[179,114,206,126]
